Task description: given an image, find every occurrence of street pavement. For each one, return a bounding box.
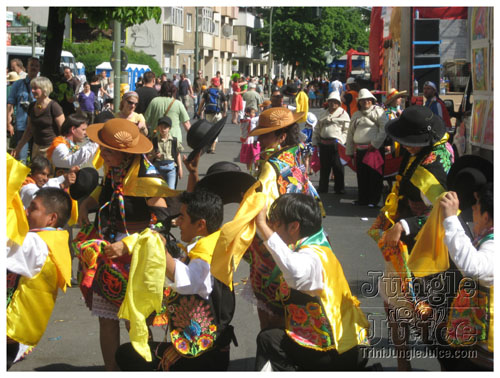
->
[10,103,442,372]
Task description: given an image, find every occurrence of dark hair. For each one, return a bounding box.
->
[33,187,72,227]
[30,156,51,174]
[245,106,254,114]
[274,123,301,147]
[61,113,88,136]
[143,71,155,84]
[62,66,71,72]
[269,193,322,238]
[477,182,493,220]
[179,190,223,234]
[91,75,99,82]
[160,81,177,98]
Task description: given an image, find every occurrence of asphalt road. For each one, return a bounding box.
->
[10,103,442,372]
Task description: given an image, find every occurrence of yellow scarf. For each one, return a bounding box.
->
[210,182,266,290]
[407,192,456,276]
[7,154,30,246]
[118,229,166,362]
[295,91,309,123]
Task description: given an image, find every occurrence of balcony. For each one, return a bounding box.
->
[199,32,214,50]
[214,7,238,19]
[220,38,238,53]
[234,11,255,28]
[163,24,183,45]
[236,44,264,60]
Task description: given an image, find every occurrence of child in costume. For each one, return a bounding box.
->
[239,107,260,173]
[111,190,236,371]
[20,156,75,209]
[7,187,73,369]
[253,193,369,371]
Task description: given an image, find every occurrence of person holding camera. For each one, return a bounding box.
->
[7,57,40,164]
[12,76,65,161]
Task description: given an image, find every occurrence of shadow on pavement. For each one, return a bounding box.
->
[34,364,104,371]
[228,357,256,371]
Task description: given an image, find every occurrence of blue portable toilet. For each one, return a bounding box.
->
[126,64,151,91]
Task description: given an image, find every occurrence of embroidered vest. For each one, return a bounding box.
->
[248,146,322,313]
[7,230,71,346]
[165,231,236,358]
[446,233,494,352]
[278,229,370,353]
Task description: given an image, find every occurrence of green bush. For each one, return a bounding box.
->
[63,37,162,78]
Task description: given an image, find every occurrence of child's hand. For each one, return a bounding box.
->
[440,191,460,219]
[104,241,128,259]
[255,205,268,228]
[183,150,201,173]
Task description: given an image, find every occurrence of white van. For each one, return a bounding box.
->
[7,45,77,75]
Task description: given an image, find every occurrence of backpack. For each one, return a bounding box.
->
[205,88,221,113]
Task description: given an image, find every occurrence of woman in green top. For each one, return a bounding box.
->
[144,81,191,143]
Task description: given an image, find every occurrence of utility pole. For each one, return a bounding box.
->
[267,7,273,95]
[31,22,35,57]
[194,7,199,76]
[113,20,121,112]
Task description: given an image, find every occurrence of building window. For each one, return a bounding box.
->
[200,7,215,34]
[215,21,220,37]
[164,7,183,27]
[188,57,191,75]
[187,13,192,32]
[176,55,179,71]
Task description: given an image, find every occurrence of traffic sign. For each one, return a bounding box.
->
[7,26,31,34]
[110,50,128,71]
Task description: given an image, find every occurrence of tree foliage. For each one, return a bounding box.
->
[41,7,161,80]
[63,37,163,78]
[254,7,370,77]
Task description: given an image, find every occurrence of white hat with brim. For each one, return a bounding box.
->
[346,77,356,84]
[357,88,377,102]
[327,91,341,103]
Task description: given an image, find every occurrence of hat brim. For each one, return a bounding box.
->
[385,116,445,147]
[70,167,100,200]
[187,116,227,161]
[195,171,257,204]
[87,122,153,154]
[249,111,305,137]
[384,91,408,105]
[446,155,493,210]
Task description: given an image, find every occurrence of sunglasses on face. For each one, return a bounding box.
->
[127,100,137,106]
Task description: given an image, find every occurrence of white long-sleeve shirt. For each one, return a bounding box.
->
[7,232,50,279]
[264,232,324,293]
[51,139,99,169]
[443,215,494,287]
[168,239,213,300]
[20,176,66,209]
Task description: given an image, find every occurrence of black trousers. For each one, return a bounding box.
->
[115,341,230,371]
[355,148,384,205]
[318,142,345,193]
[255,328,364,371]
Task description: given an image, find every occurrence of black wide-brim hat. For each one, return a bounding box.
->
[70,167,100,200]
[446,155,493,210]
[186,116,227,161]
[194,161,256,204]
[385,105,446,147]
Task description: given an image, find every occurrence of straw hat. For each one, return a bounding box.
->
[384,88,408,105]
[7,71,20,82]
[249,107,304,137]
[87,118,153,154]
[259,100,272,109]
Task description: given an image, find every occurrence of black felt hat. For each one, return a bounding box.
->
[194,161,256,204]
[446,155,493,210]
[186,117,227,161]
[69,167,100,200]
[385,105,446,147]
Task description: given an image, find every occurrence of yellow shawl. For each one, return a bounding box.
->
[7,154,30,246]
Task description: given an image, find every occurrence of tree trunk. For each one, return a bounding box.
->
[41,7,66,84]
